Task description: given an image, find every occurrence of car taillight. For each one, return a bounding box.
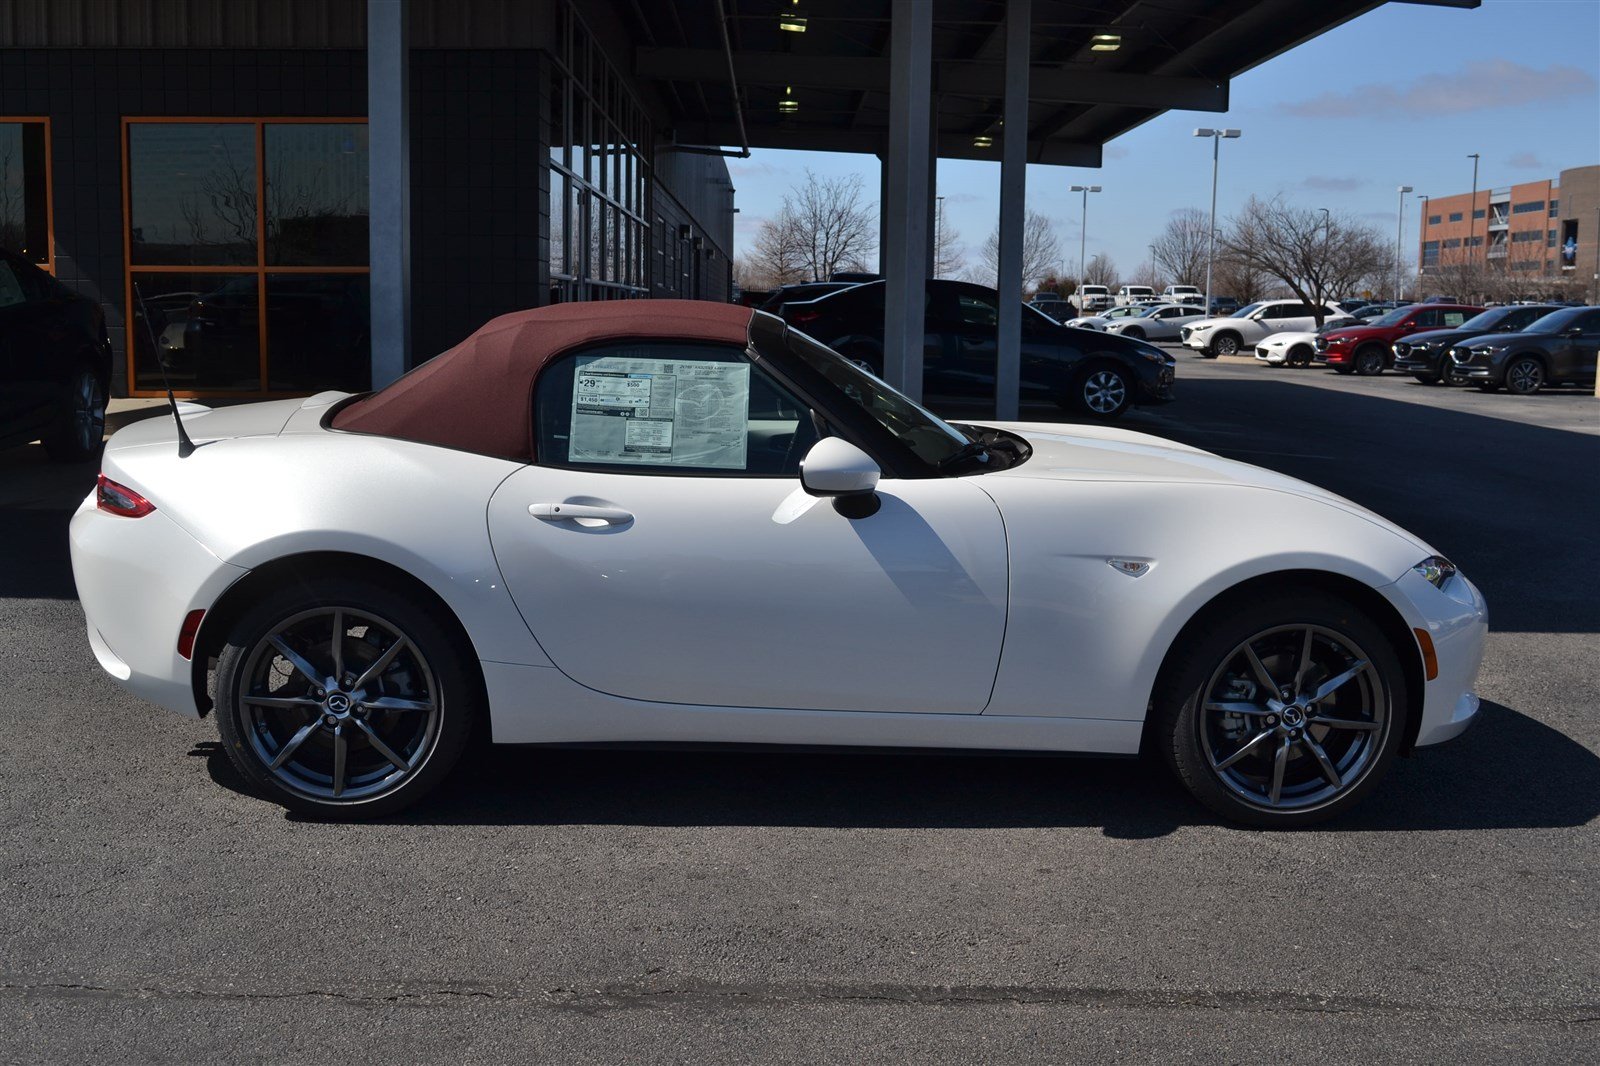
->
[96,473,156,517]
[788,309,822,325]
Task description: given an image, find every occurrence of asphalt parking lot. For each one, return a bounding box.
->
[2,360,1596,1062]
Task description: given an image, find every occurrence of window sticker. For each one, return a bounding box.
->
[569,353,751,469]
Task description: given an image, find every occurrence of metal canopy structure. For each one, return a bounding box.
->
[620,0,1480,412]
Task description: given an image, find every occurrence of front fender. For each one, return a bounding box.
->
[977,479,1427,721]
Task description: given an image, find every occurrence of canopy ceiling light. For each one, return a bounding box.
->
[1090,33,1121,52]
[778,1,807,33]
[973,134,994,148]
[778,86,799,114]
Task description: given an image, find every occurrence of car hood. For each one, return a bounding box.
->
[970,421,1430,552]
[1323,326,1388,342]
[1401,328,1478,347]
[1184,316,1242,330]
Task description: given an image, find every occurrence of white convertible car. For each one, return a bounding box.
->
[71,302,1486,826]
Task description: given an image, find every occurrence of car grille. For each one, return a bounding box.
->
[1314,336,1328,351]
[1180,326,1192,341]
[1393,342,1411,357]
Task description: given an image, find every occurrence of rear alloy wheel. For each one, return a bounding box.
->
[1212,333,1241,357]
[1074,364,1132,419]
[1353,347,1386,376]
[215,578,477,818]
[42,367,106,462]
[1154,590,1408,827]
[1504,355,1545,395]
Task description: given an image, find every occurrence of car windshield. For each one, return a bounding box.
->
[1229,303,1263,318]
[1369,307,1413,326]
[1522,307,1584,334]
[1458,308,1514,330]
[781,328,972,467]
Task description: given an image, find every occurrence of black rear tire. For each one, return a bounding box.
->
[41,366,106,463]
[1151,588,1409,828]
[214,576,480,819]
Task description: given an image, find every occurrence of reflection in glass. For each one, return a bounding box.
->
[0,122,49,264]
[265,274,370,392]
[129,123,258,265]
[265,124,370,265]
[550,168,567,277]
[130,271,261,392]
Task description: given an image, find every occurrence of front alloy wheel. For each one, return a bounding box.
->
[1076,365,1131,418]
[215,578,477,817]
[1354,347,1386,376]
[1154,590,1407,827]
[1504,356,1545,395]
[1212,334,1240,356]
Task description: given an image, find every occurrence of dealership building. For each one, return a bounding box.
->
[2,0,1479,407]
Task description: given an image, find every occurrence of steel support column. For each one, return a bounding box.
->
[994,0,1030,420]
[367,0,410,386]
[881,0,932,400]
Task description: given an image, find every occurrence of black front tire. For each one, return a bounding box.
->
[1504,355,1545,395]
[1212,334,1241,357]
[1067,362,1133,419]
[1412,373,1441,385]
[1353,347,1386,376]
[214,576,480,819]
[1151,588,1410,828]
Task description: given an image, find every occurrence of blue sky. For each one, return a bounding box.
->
[728,0,1600,282]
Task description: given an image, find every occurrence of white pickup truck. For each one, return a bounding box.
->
[1116,285,1158,307]
[1074,284,1113,313]
[1163,284,1205,306]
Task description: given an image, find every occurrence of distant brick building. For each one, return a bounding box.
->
[1419,165,1599,299]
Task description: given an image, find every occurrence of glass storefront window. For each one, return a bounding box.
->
[548,1,651,303]
[0,119,51,268]
[129,123,258,266]
[265,123,369,266]
[124,118,369,396]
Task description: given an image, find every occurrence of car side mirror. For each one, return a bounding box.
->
[800,437,880,498]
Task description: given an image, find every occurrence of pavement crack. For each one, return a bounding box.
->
[2,976,1596,1025]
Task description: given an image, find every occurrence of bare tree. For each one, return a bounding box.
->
[975,210,1062,288]
[1218,196,1388,325]
[1082,252,1118,288]
[1149,208,1211,288]
[748,205,809,287]
[933,198,964,279]
[1132,259,1166,291]
[1210,255,1274,303]
[789,169,877,280]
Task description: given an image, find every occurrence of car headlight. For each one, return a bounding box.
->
[1135,343,1166,363]
[1412,556,1457,590]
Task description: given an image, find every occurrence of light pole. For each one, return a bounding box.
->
[1317,207,1330,307]
[1395,186,1412,301]
[1070,184,1101,294]
[934,194,945,278]
[1466,153,1481,282]
[1418,194,1430,282]
[1195,128,1240,315]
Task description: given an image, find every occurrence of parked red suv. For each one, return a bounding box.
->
[1315,303,1482,376]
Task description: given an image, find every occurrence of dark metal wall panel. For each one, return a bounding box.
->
[0,0,557,48]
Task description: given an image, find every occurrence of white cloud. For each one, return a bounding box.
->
[1280,60,1596,119]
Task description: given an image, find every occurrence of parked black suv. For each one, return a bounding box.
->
[1392,304,1562,384]
[780,279,1175,418]
[1446,306,1600,394]
[0,248,112,461]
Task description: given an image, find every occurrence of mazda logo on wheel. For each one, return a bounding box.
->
[326,693,351,713]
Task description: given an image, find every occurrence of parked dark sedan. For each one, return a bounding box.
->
[1446,306,1600,394]
[757,281,859,314]
[780,279,1175,418]
[0,247,112,461]
[1392,304,1562,383]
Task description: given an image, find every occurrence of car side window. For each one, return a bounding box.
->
[0,260,28,309]
[1441,311,1467,328]
[534,342,818,477]
[1575,310,1600,336]
[956,293,999,328]
[1411,309,1441,328]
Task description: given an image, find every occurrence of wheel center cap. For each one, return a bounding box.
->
[324,692,352,716]
[1281,705,1306,728]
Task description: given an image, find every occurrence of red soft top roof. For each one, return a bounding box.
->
[332,300,756,462]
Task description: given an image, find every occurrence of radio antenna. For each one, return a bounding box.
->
[131,282,196,458]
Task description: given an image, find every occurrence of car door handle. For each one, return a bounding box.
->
[529,502,634,524]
